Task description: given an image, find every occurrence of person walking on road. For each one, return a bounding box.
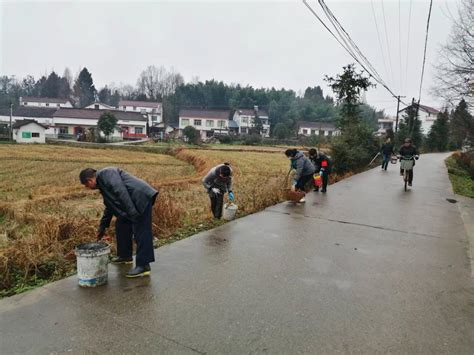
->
[203,163,234,219]
[79,167,158,278]
[380,138,395,171]
[308,148,332,193]
[398,138,420,186]
[285,149,316,203]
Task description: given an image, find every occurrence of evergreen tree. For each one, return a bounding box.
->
[396,104,423,149]
[73,68,96,107]
[426,110,450,152]
[450,99,473,148]
[41,71,61,98]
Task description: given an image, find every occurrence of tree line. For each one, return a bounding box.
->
[0,65,385,138]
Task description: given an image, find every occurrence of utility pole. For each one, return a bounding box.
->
[9,102,13,142]
[394,95,406,133]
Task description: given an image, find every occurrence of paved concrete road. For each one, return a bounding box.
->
[1,153,474,354]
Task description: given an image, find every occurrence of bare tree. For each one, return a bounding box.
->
[137,65,184,100]
[433,0,473,107]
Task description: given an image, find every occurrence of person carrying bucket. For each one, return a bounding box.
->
[308,148,332,193]
[285,149,315,203]
[79,167,158,278]
[203,163,234,219]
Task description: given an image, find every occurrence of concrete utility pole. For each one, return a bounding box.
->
[9,102,13,141]
[394,96,406,133]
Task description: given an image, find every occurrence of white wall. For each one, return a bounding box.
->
[13,123,45,143]
[179,117,228,131]
[298,127,340,137]
[22,101,72,108]
[53,117,147,138]
[232,112,270,136]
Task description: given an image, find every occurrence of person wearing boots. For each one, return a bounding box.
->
[79,167,158,278]
[380,138,395,171]
[203,163,234,219]
[308,148,332,193]
[285,149,316,203]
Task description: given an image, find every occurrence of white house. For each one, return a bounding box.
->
[233,106,270,137]
[0,107,58,138]
[12,120,47,143]
[377,117,396,135]
[399,103,440,134]
[20,96,73,108]
[119,100,163,126]
[179,109,230,140]
[297,121,340,137]
[53,108,147,140]
[84,102,117,110]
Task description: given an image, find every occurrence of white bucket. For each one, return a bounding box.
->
[75,242,110,287]
[223,203,238,221]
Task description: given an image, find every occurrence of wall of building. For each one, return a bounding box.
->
[22,101,72,108]
[13,123,45,143]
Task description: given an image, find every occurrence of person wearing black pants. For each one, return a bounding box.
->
[309,148,332,193]
[79,167,158,278]
[380,138,394,171]
[203,163,234,219]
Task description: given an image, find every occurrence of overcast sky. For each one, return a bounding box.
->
[0,0,459,116]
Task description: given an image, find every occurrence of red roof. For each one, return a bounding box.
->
[53,108,147,121]
[179,109,230,120]
[119,100,162,109]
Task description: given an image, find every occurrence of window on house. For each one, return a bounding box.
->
[242,117,248,124]
[151,115,158,122]
[59,127,68,134]
[94,104,99,109]
[123,106,126,110]
[328,131,333,137]
[32,132,40,138]
[241,127,248,134]
[133,106,137,111]
[206,120,214,127]
[319,130,324,136]
[194,119,202,126]
[135,127,143,134]
[218,120,226,128]
[45,103,50,107]
[140,109,147,114]
[57,104,60,107]
[303,129,308,134]
[152,108,157,114]
[181,119,190,127]
[311,129,316,135]
[22,132,32,139]
[24,102,28,106]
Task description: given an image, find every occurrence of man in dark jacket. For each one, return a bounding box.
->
[380,138,395,171]
[79,167,158,278]
[202,163,234,219]
[308,148,332,193]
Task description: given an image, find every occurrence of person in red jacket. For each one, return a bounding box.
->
[309,148,332,193]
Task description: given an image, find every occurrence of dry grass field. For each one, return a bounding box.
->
[0,144,290,296]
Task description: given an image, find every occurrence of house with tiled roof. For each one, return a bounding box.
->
[399,103,441,134]
[233,106,270,137]
[12,119,48,143]
[179,109,231,140]
[119,100,163,127]
[53,108,147,140]
[20,96,73,108]
[297,121,340,137]
[0,107,58,138]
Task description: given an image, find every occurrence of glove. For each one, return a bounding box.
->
[211,188,221,195]
[415,155,419,160]
[228,191,235,201]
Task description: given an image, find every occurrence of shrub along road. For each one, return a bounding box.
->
[1,153,473,353]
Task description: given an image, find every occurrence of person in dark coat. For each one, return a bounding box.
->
[398,138,419,186]
[285,149,316,203]
[380,138,395,171]
[79,167,158,278]
[202,163,234,219]
[308,148,332,193]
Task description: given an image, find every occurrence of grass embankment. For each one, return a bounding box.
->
[446,154,474,198]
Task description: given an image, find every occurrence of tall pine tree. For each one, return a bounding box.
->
[396,104,423,149]
[73,68,96,107]
[426,110,449,152]
[450,99,473,148]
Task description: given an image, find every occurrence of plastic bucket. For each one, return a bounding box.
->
[75,242,110,287]
[223,203,238,220]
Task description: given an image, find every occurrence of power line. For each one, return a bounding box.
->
[405,0,413,94]
[418,0,434,103]
[370,0,391,89]
[380,0,395,88]
[398,0,402,94]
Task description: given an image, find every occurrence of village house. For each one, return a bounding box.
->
[232,106,270,137]
[377,117,396,135]
[179,109,231,140]
[84,102,117,110]
[20,96,73,108]
[12,119,47,144]
[398,103,440,134]
[119,100,163,127]
[52,108,147,140]
[0,107,59,138]
[297,121,340,137]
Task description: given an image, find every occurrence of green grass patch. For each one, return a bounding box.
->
[446,155,474,198]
